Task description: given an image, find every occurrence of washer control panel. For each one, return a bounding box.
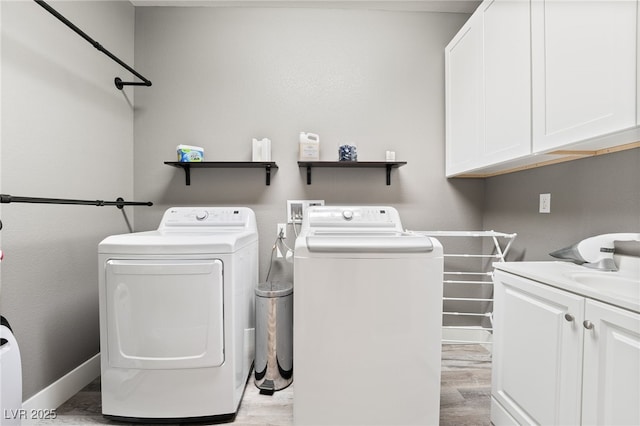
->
[305,206,400,229]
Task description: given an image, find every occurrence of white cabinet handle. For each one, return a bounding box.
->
[564,313,575,322]
[583,320,594,330]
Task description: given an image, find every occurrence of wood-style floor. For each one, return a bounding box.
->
[32,344,491,425]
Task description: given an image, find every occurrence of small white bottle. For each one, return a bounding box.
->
[252,138,272,162]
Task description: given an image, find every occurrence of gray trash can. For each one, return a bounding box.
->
[254,281,293,394]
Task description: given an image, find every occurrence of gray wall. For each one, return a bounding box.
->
[483,148,640,261]
[133,7,482,283]
[0,0,135,399]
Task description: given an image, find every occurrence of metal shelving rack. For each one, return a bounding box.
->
[413,230,516,345]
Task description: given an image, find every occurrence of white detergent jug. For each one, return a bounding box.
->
[299,132,320,161]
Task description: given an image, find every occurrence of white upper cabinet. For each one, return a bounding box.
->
[445,0,531,177]
[531,0,638,153]
[445,0,640,177]
[445,13,483,176]
[482,0,531,164]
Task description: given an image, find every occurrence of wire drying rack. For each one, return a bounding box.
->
[411,230,517,345]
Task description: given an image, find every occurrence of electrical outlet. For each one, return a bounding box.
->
[539,193,551,213]
[276,223,287,239]
[287,200,325,223]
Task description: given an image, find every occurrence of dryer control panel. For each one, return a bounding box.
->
[158,207,256,230]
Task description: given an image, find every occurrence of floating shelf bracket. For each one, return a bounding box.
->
[385,164,393,185]
[33,0,152,90]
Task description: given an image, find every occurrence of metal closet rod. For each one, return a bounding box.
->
[33,0,152,90]
[0,194,153,209]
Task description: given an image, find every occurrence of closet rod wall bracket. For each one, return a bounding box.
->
[114,78,152,90]
[34,0,152,90]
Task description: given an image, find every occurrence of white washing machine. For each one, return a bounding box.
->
[98,207,258,423]
[293,206,443,425]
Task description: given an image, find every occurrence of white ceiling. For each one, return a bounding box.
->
[129,0,481,14]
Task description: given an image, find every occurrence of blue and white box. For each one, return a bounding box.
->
[176,145,204,162]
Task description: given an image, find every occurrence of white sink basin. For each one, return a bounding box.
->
[495,260,640,313]
[567,273,640,300]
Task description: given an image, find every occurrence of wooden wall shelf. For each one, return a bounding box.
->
[164,161,278,186]
[297,161,407,185]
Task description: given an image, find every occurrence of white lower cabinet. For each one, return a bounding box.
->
[492,271,584,425]
[582,300,640,426]
[492,270,640,425]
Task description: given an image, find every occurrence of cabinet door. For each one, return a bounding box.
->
[445,0,531,176]
[582,300,640,426]
[482,0,531,164]
[492,271,584,425]
[532,0,637,152]
[445,13,483,176]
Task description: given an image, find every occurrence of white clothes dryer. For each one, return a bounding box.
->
[98,207,258,423]
[293,206,443,425]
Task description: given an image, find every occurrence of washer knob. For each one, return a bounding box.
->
[195,211,208,221]
[342,210,354,220]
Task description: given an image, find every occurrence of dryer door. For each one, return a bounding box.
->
[105,259,224,369]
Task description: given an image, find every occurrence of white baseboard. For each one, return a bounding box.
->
[443,328,493,352]
[22,354,100,411]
